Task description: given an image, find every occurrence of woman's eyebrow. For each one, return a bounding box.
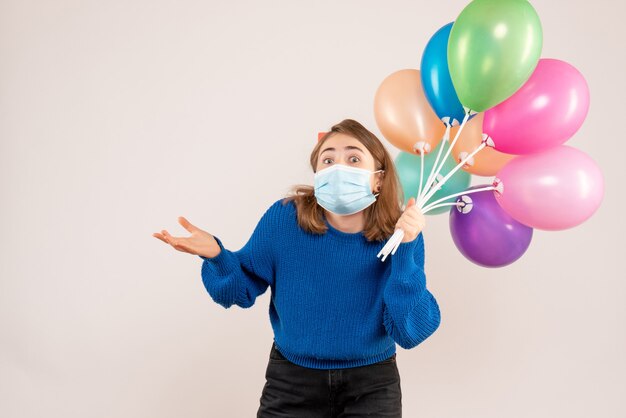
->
[321,146,365,154]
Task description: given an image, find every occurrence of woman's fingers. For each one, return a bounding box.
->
[158,230,189,253]
[162,230,181,245]
[401,209,425,233]
[153,232,167,242]
[153,221,210,256]
[405,201,423,215]
[405,212,425,227]
[400,207,424,223]
[396,209,426,235]
[172,240,191,252]
[178,216,199,234]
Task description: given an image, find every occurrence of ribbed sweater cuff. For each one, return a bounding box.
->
[390,236,420,271]
[383,290,440,349]
[384,234,427,316]
[198,236,237,276]
[391,235,426,292]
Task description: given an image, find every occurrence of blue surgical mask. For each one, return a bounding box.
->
[314,164,384,216]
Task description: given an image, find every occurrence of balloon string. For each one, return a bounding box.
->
[417,120,451,204]
[421,201,465,214]
[377,112,472,263]
[420,112,470,206]
[417,150,424,199]
[418,112,470,207]
[377,229,404,262]
[379,119,452,263]
[419,140,486,209]
[421,185,496,214]
[390,233,403,255]
[382,185,494,261]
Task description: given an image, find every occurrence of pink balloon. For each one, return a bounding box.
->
[494,146,603,231]
[484,58,590,155]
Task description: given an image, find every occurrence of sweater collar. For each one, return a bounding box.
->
[322,213,367,241]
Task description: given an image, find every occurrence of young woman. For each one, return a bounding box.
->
[153,119,441,417]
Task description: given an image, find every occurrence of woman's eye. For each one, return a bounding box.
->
[322,157,333,164]
[349,156,360,163]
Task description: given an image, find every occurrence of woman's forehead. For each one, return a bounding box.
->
[320,134,369,153]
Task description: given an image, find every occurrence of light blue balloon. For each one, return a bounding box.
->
[420,22,468,125]
[395,141,471,215]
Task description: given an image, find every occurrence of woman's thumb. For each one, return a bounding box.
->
[407,197,416,208]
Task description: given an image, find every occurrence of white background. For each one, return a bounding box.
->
[1,0,624,416]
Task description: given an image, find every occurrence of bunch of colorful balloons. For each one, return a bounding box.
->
[373,0,603,267]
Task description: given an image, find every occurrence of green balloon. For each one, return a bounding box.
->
[447,0,543,112]
[395,141,471,215]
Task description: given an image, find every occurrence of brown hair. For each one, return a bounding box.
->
[281,119,404,242]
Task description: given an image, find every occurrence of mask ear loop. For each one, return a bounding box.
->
[373,169,384,198]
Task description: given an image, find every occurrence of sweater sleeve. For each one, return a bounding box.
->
[382,232,441,349]
[198,200,278,309]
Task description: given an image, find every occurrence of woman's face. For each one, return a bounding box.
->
[316,133,383,193]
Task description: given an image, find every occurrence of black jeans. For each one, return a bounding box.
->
[257,342,402,417]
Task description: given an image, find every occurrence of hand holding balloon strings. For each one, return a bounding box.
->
[376,0,601,266]
[379,110,493,260]
[377,197,425,262]
[377,0,547,262]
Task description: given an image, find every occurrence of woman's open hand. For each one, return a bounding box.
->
[396,197,426,243]
[153,217,221,259]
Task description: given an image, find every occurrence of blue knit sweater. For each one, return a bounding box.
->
[199,198,441,369]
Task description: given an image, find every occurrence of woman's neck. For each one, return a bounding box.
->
[324,210,365,233]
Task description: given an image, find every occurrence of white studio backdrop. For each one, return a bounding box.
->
[1,0,624,417]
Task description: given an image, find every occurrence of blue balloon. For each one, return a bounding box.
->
[420,22,469,125]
